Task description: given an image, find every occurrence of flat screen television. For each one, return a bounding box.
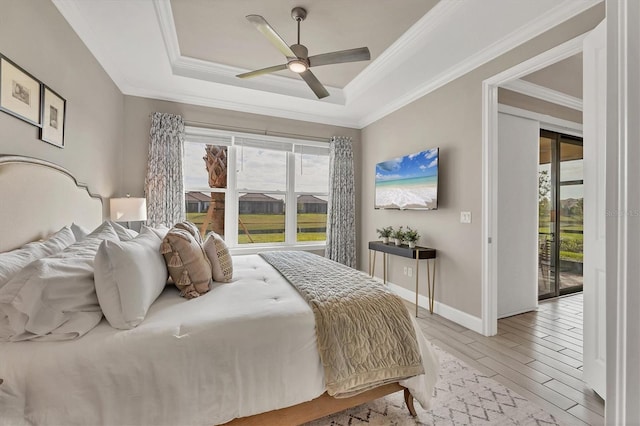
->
[375,147,438,210]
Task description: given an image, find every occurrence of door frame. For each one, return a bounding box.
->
[481,33,587,336]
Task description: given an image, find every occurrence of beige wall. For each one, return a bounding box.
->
[121,96,361,252]
[360,3,603,318]
[0,0,124,208]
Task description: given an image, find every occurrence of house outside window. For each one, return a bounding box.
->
[183,127,329,251]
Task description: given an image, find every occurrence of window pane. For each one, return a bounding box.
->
[238,193,285,244]
[184,142,228,190]
[297,195,327,242]
[236,145,287,191]
[295,150,329,193]
[185,192,225,238]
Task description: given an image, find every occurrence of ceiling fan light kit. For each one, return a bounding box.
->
[237,7,371,99]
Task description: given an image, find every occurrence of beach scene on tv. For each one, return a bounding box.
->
[375,148,438,210]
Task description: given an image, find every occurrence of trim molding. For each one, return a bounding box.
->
[498,104,583,136]
[357,1,597,128]
[481,33,588,336]
[501,79,583,111]
[153,0,344,104]
[606,1,640,423]
[344,0,464,102]
[386,282,483,334]
[118,84,361,129]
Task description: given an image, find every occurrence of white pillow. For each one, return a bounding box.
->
[71,223,90,241]
[143,224,170,241]
[0,222,119,342]
[94,227,168,329]
[108,220,138,241]
[0,226,76,290]
[203,232,233,282]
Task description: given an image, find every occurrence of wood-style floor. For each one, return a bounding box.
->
[411,293,605,425]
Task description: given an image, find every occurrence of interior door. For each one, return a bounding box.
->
[497,113,539,318]
[582,20,606,399]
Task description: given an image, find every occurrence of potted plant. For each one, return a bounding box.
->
[376,226,393,244]
[391,226,405,246]
[404,227,420,248]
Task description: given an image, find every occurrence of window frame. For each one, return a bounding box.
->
[183,126,329,254]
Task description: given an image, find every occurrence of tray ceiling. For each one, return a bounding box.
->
[172,0,438,89]
[52,0,601,128]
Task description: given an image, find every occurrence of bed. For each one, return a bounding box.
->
[0,155,438,425]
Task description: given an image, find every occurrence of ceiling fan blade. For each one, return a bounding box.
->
[246,15,296,58]
[236,64,288,79]
[299,70,329,99]
[308,47,371,68]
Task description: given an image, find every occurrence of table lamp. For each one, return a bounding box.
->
[110,195,147,229]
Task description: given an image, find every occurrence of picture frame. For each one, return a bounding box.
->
[0,54,42,127]
[40,85,66,148]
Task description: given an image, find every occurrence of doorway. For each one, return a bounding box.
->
[538,130,584,300]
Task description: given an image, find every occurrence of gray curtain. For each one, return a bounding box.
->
[145,112,185,227]
[325,136,356,268]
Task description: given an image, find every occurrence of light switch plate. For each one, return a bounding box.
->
[460,211,472,224]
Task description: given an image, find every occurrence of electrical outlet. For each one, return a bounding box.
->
[408,267,413,277]
[460,211,472,224]
[403,266,407,275]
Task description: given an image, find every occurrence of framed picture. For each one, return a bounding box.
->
[0,55,42,126]
[40,85,66,148]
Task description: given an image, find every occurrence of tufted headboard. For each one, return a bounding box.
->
[0,155,103,252]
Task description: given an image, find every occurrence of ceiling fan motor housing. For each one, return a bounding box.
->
[291,7,307,22]
[290,44,308,60]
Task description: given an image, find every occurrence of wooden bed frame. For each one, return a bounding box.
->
[0,155,418,425]
[225,384,416,425]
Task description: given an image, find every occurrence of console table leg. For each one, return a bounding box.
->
[369,250,377,277]
[415,254,419,317]
[426,259,436,314]
[383,253,387,284]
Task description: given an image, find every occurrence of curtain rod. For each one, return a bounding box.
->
[182,119,330,143]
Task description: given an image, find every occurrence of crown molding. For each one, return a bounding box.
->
[153,0,345,104]
[118,82,361,129]
[344,0,464,102]
[501,79,583,111]
[357,0,598,127]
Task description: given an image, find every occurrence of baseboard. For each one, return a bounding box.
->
[386,282,484,334]
[497,305,538,319]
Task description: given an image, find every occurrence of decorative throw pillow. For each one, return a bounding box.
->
[160,225,212,299]
[203,232,233,282]
[174,221,203,244]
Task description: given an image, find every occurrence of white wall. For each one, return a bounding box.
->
[496,113,539,318]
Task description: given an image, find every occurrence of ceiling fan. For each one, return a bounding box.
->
[236,7,371,99]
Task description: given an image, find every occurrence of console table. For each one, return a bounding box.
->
[368,241,437,317]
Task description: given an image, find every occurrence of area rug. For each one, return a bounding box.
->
[305,345,561,425]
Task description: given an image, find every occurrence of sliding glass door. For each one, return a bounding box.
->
[538,130,584,300]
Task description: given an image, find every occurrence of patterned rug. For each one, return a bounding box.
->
[305,345,561,425]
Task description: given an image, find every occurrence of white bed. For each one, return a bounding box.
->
[0,156,438,425]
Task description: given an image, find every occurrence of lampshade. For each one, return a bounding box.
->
[110,197,147,222]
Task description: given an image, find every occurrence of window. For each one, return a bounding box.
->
[183,128,329,249]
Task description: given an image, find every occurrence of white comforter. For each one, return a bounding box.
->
[0,254,438,426]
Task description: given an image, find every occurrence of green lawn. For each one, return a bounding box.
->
[186,212,326,243]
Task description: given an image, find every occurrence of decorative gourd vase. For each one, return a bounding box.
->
[394,238,402,246]
[408,241,416,248]
[381,237,389,244]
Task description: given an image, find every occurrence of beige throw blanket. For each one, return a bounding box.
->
[259,251,424,397]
